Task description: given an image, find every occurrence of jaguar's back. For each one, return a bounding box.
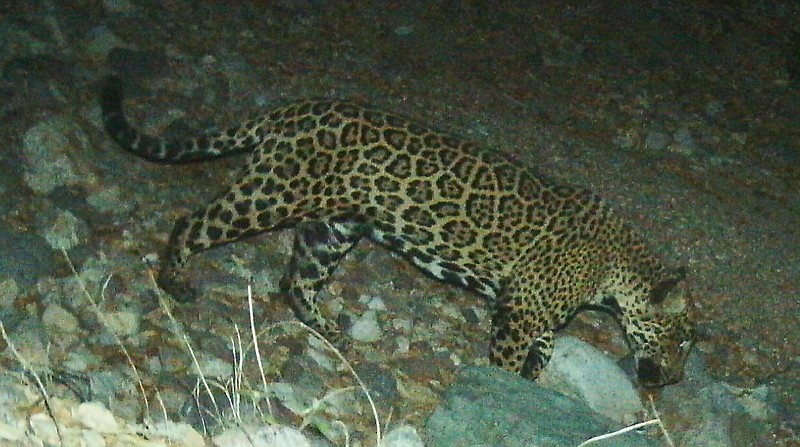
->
[101,76,694,387]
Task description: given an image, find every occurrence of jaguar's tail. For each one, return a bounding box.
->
[100,76,259,163]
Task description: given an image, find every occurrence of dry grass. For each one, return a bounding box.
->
[578,395,675,447]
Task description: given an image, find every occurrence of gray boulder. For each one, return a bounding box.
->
[425,366,659,447]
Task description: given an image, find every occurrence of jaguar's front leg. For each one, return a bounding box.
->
[489,292,555,381]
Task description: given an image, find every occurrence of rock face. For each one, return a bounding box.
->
[424,366,659,447]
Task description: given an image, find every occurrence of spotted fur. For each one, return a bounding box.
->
[101,76,694,386]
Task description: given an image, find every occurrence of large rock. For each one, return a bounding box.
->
[537,336,644,424]
[425,366,659,447]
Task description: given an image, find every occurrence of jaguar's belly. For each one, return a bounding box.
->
[366,225,500,300]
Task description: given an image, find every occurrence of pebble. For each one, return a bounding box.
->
[22,117,86,195]
[74,402,119,433]
[349,309,382,342]
[380,425,425,447]
[41,303,80,335]
[644,131,670,151]
[213,424,311,447]
[43,210,84,251]
[0,278,19,308]
[394,25,415,37]
[671,128,699,155]
[82,25,128,61]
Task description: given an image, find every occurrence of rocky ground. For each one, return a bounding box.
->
[0,1,797,446]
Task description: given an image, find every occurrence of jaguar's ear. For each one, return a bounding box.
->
[650,267,687,303]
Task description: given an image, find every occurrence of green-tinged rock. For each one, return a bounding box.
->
[425,366,659,447]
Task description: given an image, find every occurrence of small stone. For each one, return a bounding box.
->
[213,424,311,447]
[671,128,698,155]
[397,376,438,405]
[306,336,336,370]
[82,26,127,62]
[380,425,424,447]
[22,117,84,194]
[391,318,412,332]
[269,382,306,416]
[395,336,410,354]
[62,345,99,373]
[74,402,119,433]
[364,295,386,310]
[28,413,60,445]
[440,303,465,321]
[350,310,382,342]
[44,210,84,251]
[394,25,415,37]
[87,186,133,213]
[138,420,205,447]
[42,303,80,335]
[645,131,670,151]
[9,326,49,370]
[0,277,19,309]
[190,354,231,380]
[104,310,140,338]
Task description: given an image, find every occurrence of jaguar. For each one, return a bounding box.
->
[101,76,695,386]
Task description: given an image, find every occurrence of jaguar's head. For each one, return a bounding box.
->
[632,307,695,387]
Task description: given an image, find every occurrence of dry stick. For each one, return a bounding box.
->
[154,389,170,426]
[184,334,223,420]
[144,270,227,426]
[0,321,64,446]
[245,290,382,441]
[648,395,676,447]
[191,380,209,436]
[228,329,244,422]
[577,419,661,447]
[149,270,264,447]
[60,249,151,418]
[147,273,380,442]
[297,386,359,423]
[282,320,383,444]
[209,378,237,421]
[332,420,351,447]
[246,283,274,417]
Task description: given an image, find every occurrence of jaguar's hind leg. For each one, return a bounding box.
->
[157,172,310,301]
[280,220,364,344]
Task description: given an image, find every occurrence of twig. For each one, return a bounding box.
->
[578,419,660,446]
[283,320,382,444]
[648,395,676,447]
[246,283,274,417]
